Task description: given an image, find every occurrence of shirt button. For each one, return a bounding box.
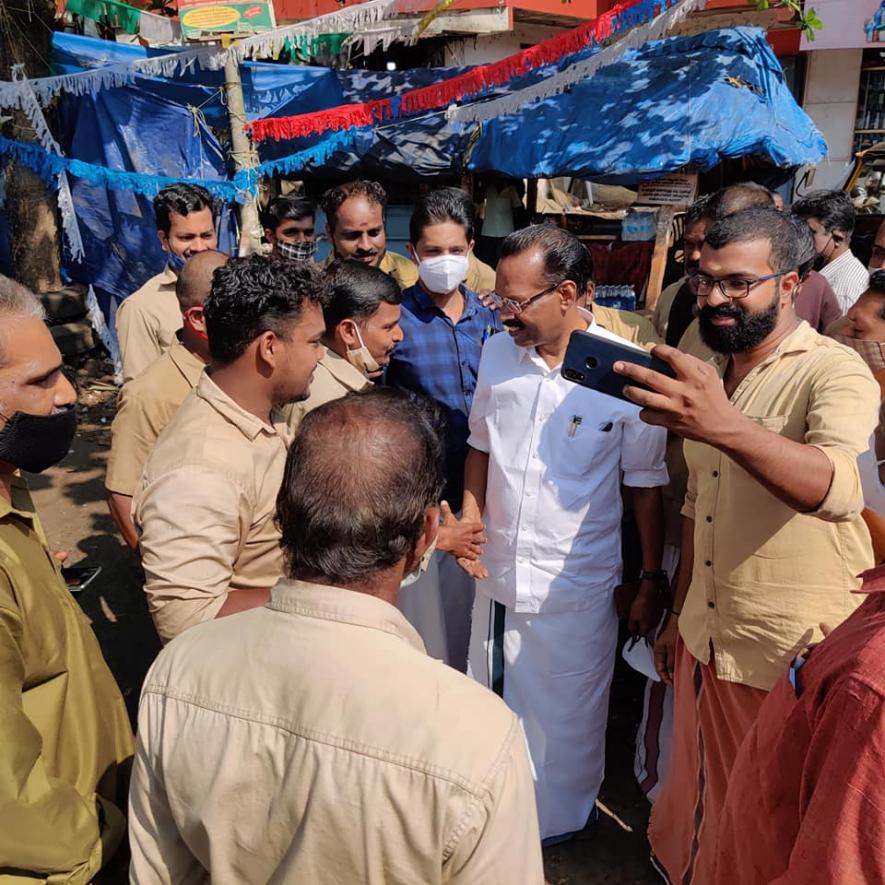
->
[707,601,715,609]
[705,516,712,523]
[712,470,719,478]
[705,560,712,567]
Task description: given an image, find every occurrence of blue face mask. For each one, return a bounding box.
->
[167,252,187,273]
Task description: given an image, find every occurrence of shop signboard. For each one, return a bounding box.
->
[179,0,275,39]
[800,0,885,51]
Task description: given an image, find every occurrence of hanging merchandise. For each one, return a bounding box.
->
[0,0,402,109]
[246,0,670,143]
[65,0,141,34]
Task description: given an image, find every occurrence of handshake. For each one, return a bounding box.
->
[436,501,488,579]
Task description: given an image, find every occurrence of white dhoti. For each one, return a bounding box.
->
[468,589,618,841]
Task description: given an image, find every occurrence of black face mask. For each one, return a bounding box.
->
[0,406,78,473]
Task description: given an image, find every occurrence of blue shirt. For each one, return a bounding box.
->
[386,284,503,510]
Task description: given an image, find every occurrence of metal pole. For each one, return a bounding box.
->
[223,55,262,256]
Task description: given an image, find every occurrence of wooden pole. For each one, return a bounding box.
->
[223,55,262,256]
[645,206,675,311]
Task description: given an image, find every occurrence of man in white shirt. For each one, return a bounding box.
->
[794,189,869,314]
[460,225,668,844]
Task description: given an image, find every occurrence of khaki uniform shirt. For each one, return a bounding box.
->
[321,250,419,289]
[115,267,182,383]
[652,276,686,340]
[679,321,879,691]
[286,347,370,431]
[0,477,133,883]
[466,253,496,292]
[105,341,205,497]
[592,303,662,348]
[129,579,544,884]
[133,373,292,642]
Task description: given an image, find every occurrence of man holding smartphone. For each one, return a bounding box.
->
[460,225,668,845]
[615,207,879,884]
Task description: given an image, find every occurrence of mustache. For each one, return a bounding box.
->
[699,303,743,322]
[354,250,379,259]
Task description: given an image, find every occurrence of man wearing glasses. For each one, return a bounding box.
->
[460,224,668,845]
[794,189,869,314]
[613,207,879,884]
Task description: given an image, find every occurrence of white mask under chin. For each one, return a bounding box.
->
[345,324,381,376]
[418,254,469,294]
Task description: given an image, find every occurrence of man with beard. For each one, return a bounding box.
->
[319,180,419,289]
[262,193,317,263]
[116,184,219,382]
[794,189,869,314]
[0,276,133,882]
[461,224,668,844]
[134,255,327,643]
[614,207,880,884]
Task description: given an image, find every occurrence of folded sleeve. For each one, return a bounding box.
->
[0,574,104,882]
[116,300,161,384]
[105,383,163,496]
[622,414,669,488]
[806,353,880,522]
[134,465,247,642]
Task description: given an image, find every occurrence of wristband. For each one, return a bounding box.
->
[639,569,668,582]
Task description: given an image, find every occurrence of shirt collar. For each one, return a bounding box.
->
[158,264,178,287]
[320,347,370,391]
[168,340,207,388]
[516,308,594,368]
[712,319,817,376]
[0,474,36,522]
[267,578,427,653]
[411,282,476,318]
[822,248,860,276]
[196,372,286,442]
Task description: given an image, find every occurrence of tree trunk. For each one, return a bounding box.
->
[0,0,63,293]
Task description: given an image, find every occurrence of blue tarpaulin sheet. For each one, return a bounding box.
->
[0,26,826,306]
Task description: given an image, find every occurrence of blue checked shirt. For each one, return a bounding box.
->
[386,284,502,510]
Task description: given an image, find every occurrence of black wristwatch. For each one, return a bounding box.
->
[639,569,668,582]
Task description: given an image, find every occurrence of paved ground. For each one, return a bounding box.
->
[31,431,660,884]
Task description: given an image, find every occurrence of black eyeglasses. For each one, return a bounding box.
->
[489,282,563,315]
[687,271,785,300]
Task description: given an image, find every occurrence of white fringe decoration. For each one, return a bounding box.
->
[0,0,403,108]
[86,284,122,377]
[10,66,86,262]
[449,0,707,125]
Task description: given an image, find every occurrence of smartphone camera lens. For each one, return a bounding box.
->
[563,368,585,383]
[585,356,600,370]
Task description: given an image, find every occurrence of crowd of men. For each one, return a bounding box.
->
[2,175,885,882]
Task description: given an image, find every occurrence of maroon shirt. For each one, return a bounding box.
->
[716,564,885,884]
[795,270,844,333]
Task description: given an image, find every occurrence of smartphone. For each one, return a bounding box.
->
[62,564,102,594]
[562,330,675,403]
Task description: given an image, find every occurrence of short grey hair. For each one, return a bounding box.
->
[0,276,46,367]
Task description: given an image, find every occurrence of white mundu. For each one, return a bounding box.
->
[467,314,668,840]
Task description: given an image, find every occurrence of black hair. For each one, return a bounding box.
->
[204,253,329,364]
[277,387,445,585]
[792,189,856,236]
[260,194,316,231]
[787,213,818,281]
[704,207,804,274]
[685,195,712,226]
[499,223,591,293]
[323,259,401,335]
[409,187,476,245]
[707,182,775,222]
[320,180,388,231]
[867,270,885,300]
[153,183,218,236]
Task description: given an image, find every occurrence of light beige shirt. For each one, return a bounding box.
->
[467,252,496,293]
[105,341,205,497]
[115,267,182,383]
[652,275,687,339]
[679,321,879,690]
[129,579,544,884]
[321,251,419,290]
[592,302,662,349]
[133,373,292,642]
[286,347,370,431]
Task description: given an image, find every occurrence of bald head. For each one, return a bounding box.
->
[176,250,229,310]
[708,183,775,222]
[276,387,444,586]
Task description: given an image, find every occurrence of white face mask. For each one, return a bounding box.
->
[418,254,469,295]
[345,323,381,376]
